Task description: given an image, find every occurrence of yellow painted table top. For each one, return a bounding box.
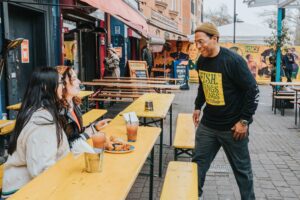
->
[77,90,94,99]
[82,109,107,127]
[0,108,106,135]
[9,126,160,200]
[160,161,198,200]
[121,93,175,118]
[5,91,94,111]
[6,103,21,111]
[0,164,3,189]
[173,113,195,149]
[0,120,15,135]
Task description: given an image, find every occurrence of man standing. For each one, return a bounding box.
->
[142,43,153,76]
[192,23,259,200]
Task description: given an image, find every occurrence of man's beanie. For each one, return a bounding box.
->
[195,22,220,37]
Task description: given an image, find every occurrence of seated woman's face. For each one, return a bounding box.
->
[57,75,64,99]
[66,69,81,97]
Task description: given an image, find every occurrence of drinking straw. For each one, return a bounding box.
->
[129,114,132,125]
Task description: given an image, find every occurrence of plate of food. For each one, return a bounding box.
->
[104,136,135,154]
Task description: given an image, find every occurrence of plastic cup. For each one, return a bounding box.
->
[126,121,138,142]
[84,150,103,173]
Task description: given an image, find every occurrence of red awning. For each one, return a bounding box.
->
[81,0,148,36]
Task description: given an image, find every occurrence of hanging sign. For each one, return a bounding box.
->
[21,39,29,63]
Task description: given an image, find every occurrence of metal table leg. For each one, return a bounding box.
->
[295,90,298,125]
[149,147,154,200]
[159,118,163,177]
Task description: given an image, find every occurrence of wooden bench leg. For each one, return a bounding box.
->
[174,148,178,161]
[274,99,277,114]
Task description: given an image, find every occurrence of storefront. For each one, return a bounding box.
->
[0,0,60,118]
[60,1,106,81]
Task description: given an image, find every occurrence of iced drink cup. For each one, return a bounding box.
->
[126,121,138,142]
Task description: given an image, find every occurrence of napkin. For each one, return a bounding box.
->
[71,138,95,157]
[123,112,139,123]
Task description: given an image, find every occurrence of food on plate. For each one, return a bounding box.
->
[104,136,131,151]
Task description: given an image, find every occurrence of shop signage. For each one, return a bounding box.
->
[21,39,29,63]
[128,60,148,78]
[115,26,121,34]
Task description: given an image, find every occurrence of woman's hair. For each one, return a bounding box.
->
[8,67,63,154]
[56,65,81,109]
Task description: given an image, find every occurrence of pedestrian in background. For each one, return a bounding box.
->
[104,47,120,78]
[282,48,295,82]
[142,42,153,76]
[192,22,259,200]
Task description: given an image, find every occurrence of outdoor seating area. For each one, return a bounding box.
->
[2,0,300,199]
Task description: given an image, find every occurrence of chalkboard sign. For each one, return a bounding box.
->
[175,65,187,85]
[128,60,148,78]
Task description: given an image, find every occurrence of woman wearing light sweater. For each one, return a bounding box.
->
[1,67,70,198]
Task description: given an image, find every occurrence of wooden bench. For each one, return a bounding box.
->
[273,95,295,116]
[82,109,107,127]
[0,164,3,191]
[160,161,198,200]
[0,120,15,136]
[173,113,195,160]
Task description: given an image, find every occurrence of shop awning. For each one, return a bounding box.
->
[80,0,148,36]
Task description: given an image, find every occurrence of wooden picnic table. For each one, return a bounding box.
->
[289,87,300,125]
[103,77,183,84]
[120,93,175,177]
[0,109,107,135]
[83,82,180,93]
[9,126,161,200]
[82,109,107,127]
[270,82,300,86]
[6,103,21,111]
[77,90,94,99]
[6,91,94,111]
[93,79,167,84]
[0,120,15,136]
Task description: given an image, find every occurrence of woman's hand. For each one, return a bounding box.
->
[94,119,112,131]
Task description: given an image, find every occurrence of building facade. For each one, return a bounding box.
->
[139,0,203,40]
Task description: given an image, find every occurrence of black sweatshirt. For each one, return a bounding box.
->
[194,47,259,131]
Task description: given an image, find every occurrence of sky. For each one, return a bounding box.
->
[203,0,276,27]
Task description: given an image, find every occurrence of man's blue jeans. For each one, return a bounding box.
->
[192,124,255,200]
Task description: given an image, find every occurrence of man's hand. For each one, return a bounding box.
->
[231,121,248,140]
[193,110,201,127]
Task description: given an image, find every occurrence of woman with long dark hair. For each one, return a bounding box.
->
[56,66,109,146]
[1,67,70,198]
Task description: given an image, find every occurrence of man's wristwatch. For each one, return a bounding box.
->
[239,119,249,126]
